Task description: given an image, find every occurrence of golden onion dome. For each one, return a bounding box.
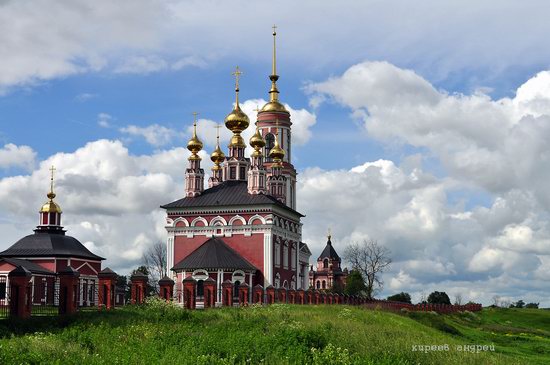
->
[260,100,288,113]
[187,134,203,153]
[210,143,225,165]
[269,138,285,163]
[224,104,250,134]
[187,120,203,159]
[249,128,266,149]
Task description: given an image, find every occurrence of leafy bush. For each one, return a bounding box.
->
[427,291,451,305]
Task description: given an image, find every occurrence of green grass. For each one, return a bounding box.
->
[0,299,548,364]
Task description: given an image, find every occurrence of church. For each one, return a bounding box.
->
[0,168,105,307]
[161,28,313,305]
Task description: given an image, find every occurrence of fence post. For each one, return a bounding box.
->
[98,268,118,310]
[130,272,148,304]
[58,266,80,315]
[222,280,233,307]
[238,283,249,306]
[297,289,305,304]
[253,284,264,304]
[203,278,216,308]
[182,277,196,309]
[266,285,275,304]
[8,266,32,319]
[288,289,296,304]
[158,276,175,302]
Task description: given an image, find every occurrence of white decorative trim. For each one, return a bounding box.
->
[74,261,98,275]
[192,269,209,281]
[248,214,266,225]
[191,216,208,227]
[210,216,227,226]
[228,215,246,226]
[172,217,190,227]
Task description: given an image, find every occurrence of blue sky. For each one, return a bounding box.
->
[2,0,550,306]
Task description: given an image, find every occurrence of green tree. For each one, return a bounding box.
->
[427,291,451,305]
[514,300,525,308]
[387,292,412,304]
[344,270,366,296]
[525,302,539,309]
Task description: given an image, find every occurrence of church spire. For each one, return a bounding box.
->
[261,26,288,113]
[185,112,205,197]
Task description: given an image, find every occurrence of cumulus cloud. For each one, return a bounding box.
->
[0,143,36,171]
[119,124,180,146]
[301,62,550,305]
[308,62,550,203]
[0,139,189,271]
[5,1,550,93]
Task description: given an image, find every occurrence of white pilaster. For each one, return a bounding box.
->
[263,232,273,287]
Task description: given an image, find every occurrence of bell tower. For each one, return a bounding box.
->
[256,26,297,209]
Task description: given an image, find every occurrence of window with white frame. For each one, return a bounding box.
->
[275,240,281,267]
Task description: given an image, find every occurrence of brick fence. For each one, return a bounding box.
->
[161,278,482,314]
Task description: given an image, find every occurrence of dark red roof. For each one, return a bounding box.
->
[161,180,304,217]
[172,237,257,271]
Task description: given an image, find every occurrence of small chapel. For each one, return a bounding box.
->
[0,168,105,307]
[161,28,313,305]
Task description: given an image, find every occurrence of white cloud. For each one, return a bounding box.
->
[5,1,550,93]
[0,143,36,171]
[308,62,550,206]
[119,124,180,146]
[97,113,113,128]
[0,139,188,271]
[114,55,168,74]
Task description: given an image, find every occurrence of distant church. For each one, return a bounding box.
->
[0,168,105,306]
[161,28,316,305]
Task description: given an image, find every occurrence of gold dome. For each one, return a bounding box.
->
[269,138,285,164]
[229,133,246,148]
[249,127,266,149]
[210,143,225,166]
[187,118,203,160]
[260,100,288,113]
[250,127,265,158]
[225,104,250,134]
[40,200,62,213]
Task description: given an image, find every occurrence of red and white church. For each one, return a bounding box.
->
[161,30,314,305]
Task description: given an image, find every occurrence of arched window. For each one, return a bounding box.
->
[322,280,326,289]
[323,259,329,269]
[275,240,281,267]
[316,280,320,289]
[275,273,281,288]
[264,133,275,161]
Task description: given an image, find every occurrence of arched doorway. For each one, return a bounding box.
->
[233,280,240,301]
[196,280,204,300]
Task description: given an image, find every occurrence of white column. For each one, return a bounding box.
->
[263,232,273,287]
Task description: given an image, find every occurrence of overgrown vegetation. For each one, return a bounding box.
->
[0,303,548,364]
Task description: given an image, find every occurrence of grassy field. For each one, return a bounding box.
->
[0,299,548,364]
